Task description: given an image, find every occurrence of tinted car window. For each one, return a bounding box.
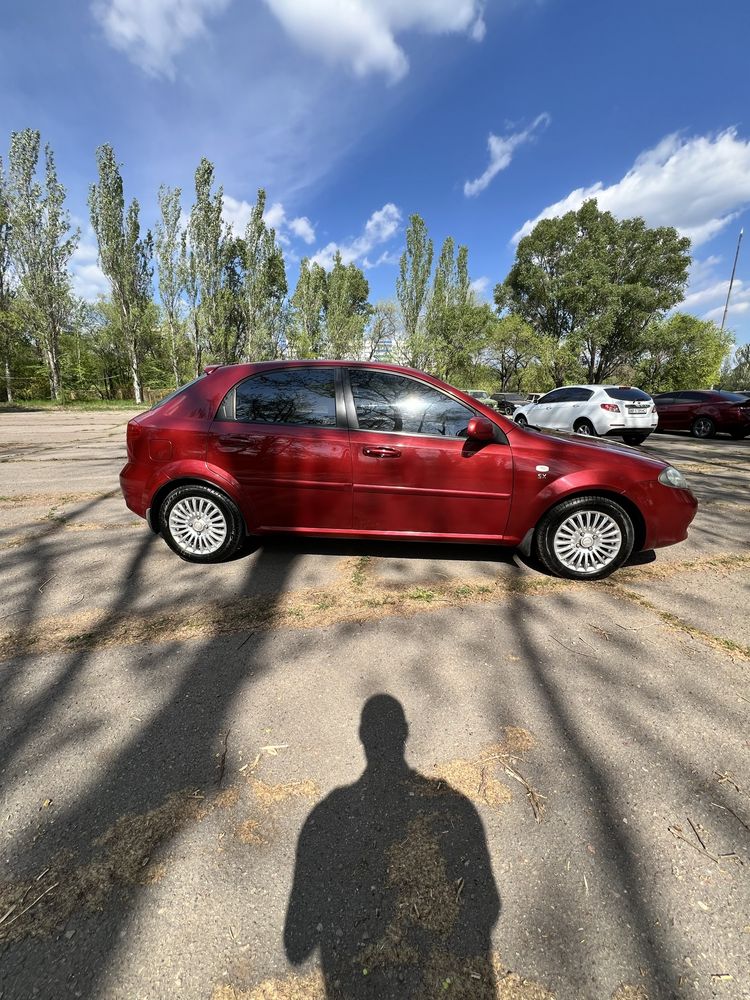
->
[654,394,676,405]
[605,388,651,401]
[538,388,570,404]
[679,391,709,402]
[234,368,337,426]
[566,388,594,401]
[716,391,749,403]
[150,375,205,410]
[349,370,474,438]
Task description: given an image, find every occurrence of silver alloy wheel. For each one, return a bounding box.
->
[552,509,622,575]
[693,417,713,437]
[575,422,593,435]
[168,496,228,556]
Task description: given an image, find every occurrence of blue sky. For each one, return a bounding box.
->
[2,0,750,346]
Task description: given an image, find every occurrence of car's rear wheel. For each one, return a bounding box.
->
[690,416,715,438]
[622,433,648,445]
[514,414,528,427]
[160,484,244,563]
[573,419,597,436]
[534,496,635,580]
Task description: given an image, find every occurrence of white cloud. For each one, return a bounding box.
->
[676,251,750,329]
[470,276,490,299]
[70,238,110,301]
[261,0,486,82]
[92,0,231,78]
[288,216,316,244]
[311,203,402,269]
[222,196,316,245]
[464,113,550,198]
[513,128,750,247]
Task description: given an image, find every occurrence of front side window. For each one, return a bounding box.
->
[234,368,337,426]
[349,370,474,438]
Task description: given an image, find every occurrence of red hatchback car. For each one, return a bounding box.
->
[120,362,697,580]
[653,390,750,439]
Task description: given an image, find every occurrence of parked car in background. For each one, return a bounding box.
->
[490,391,529,415]
[514,385,658,445]
[120,361,696,580]
[653,390,750,439]
[459,389,500,410]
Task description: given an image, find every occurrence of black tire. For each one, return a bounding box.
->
[622,433,648,445]
[160,483,245,563]
[514,414,528,426]
[573,419,597,436]
[534,495,635,580]
[690,415,715,439]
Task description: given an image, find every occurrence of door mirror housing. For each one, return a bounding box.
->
[467,416,495,442]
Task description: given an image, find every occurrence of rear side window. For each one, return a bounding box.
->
[349,370,474,438]
[567,388,594,401]
[654,394,676,404]
[605,387,651,401]
[679,391,708,402]
[234,368,337,427]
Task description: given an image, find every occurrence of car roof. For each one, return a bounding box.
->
[205,359,433,379]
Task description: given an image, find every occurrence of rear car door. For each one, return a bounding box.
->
[653,393,678,429]
[207,366,353,531]
[346,368,513,540]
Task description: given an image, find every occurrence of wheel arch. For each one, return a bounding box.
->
[148,476,246,535]
[521,488,647,555]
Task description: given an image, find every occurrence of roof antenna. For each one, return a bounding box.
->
[720,227,744,331]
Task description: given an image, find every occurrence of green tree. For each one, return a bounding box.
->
[396,214,433,359]
[719,343,750,390]
[289,257,328,358]
[0,154,19,402]
[186,158,226,373]
[89,144,154,403]
[8,130,78,400]
[637,313,733,392]
[483,315,545,391]
[323,252,371,358]
[154,185,184,387]
[242,189,288,362]
[498,199,691,384]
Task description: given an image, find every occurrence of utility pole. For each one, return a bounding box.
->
[720,228,744,331]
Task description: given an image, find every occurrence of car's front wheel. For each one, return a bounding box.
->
[514,414,528,427]
[160,484,245,563]
[534,496,635,580]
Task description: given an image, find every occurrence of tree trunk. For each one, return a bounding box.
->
[44,344,61,401]
[4,357,12,404]
[168,317,180,388]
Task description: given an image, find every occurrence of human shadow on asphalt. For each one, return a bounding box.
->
[284,695,500,999]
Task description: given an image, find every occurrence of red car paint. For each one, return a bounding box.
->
[654,390,750,438]
[120,361,697,555]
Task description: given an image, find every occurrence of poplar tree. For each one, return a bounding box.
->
[8,130,78,400]
[154,185,184,387]
[89,144,153,403]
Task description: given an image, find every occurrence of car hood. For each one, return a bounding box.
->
[510,424,669,472]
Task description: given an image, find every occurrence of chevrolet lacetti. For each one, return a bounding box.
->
[120,361,698,580]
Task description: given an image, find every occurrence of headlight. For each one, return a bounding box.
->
[658,466,689,489]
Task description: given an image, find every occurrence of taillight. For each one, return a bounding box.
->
[600,403,620,412]
[651,405,656,413]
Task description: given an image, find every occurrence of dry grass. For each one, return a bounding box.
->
[0,489,118,509]
[0,567,566,662]
[249,779,320,807]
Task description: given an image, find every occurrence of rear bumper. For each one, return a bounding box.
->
[119,463,148,519]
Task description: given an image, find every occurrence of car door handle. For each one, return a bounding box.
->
[362,446,401,458]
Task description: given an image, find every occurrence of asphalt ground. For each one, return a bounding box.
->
[0,410,748,1000]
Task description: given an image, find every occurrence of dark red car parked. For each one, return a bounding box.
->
[653,390,750,439]
[120,362,697,580]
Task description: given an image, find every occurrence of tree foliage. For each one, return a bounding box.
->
[498,199,692,384]
[8,129,78,400]
[637,313,734,392]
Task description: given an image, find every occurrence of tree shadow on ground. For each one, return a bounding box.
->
[285,695,500,999]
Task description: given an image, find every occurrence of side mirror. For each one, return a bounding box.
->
[467,416,495,442]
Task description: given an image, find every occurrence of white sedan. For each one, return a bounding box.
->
[513,385,658,445]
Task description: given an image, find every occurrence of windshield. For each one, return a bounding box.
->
[717,391,750,403]
[149,375,205,410]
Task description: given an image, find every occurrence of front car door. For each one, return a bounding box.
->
[346,369,513,540]
[527,388,569,428]
[207,366,352,532]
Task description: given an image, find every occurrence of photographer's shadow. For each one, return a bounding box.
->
[284,695,500,998]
